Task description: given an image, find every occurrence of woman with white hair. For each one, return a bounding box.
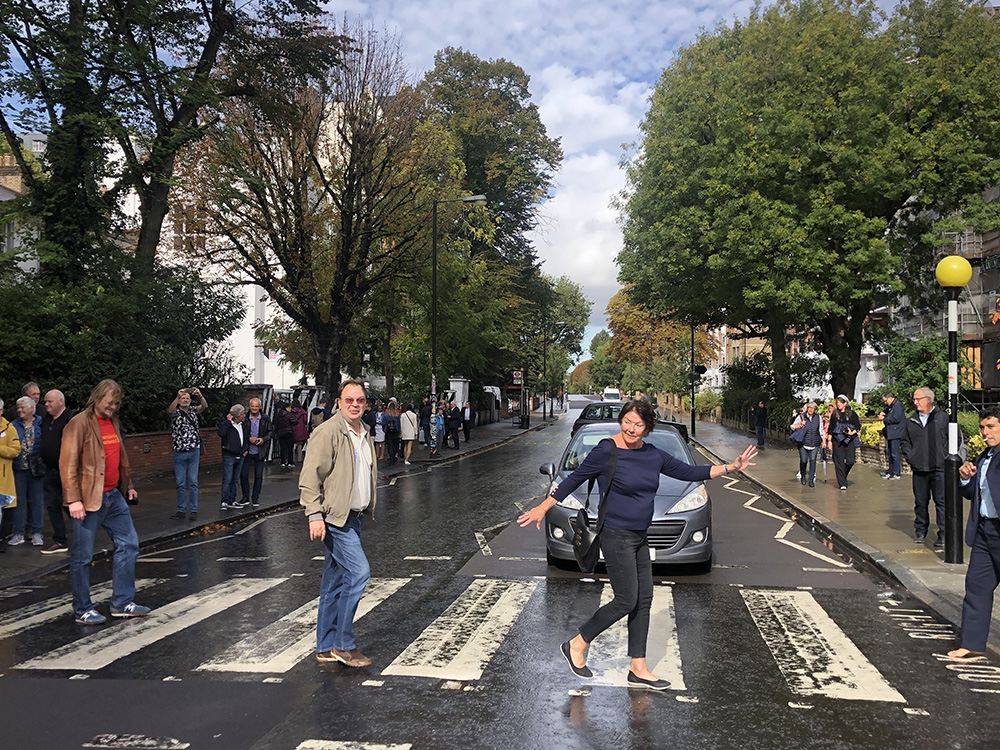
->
[0,397,22,553]
[11,395,45,546]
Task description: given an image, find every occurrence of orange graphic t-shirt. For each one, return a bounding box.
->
[97,416,120,492]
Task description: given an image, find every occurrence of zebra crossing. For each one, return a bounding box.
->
[0,575,912,704]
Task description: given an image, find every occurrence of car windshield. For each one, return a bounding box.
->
[581,403,623,420]
[562,426,689,471]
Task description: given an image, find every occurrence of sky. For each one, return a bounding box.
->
[333,0,756,353]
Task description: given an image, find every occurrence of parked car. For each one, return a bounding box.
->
[540,422,712,571]
[571,400,688,441]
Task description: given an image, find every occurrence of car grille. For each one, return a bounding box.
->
[572,517,687,550]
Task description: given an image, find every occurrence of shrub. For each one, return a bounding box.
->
[860,422,883,448]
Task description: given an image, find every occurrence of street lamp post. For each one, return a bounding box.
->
[936,255,973,565]
[431,195,486,402]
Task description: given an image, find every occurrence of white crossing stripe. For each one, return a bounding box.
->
[17,578,286,671]
[196,578,409,673]
[0,579,167,640]
[296,742,411,750]
[587,585,686,690]
[741,589,905,702]
[382,578,536,681]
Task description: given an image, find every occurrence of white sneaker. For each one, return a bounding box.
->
[8,533,24,546]
[404,461,411,465]
[31,533,43,546]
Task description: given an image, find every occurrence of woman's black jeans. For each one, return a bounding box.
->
[579,527,653,658]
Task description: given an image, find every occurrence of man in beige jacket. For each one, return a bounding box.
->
[61,379,150,625]
[300,379,377,668]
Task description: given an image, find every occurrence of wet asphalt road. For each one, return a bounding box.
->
[2,413,1000,750]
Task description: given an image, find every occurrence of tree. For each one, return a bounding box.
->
[421,47,563,266]
[0,0,345,280]
[618,0,1000,399]
[179,20,464,389]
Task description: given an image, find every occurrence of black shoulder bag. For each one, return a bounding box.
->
[572,439,619,574]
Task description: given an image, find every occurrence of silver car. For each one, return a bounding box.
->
[540,422,712,571]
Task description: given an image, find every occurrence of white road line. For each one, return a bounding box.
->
[775,522,795,540]
[741,589,905,702]
[742,494,789,522]
[216,557,270,562]
[382,579,536,681]
[235,511,296,536]
[137,558,174,563]
[587,585,686,690]
[802,567,851,573]
[474,532,492,556]
[139,537,228,557]
[196,578,409,673]
[403,556,452,561]
[296,742,412,750]
[18,578,286,671]
[83,734,190,749]
[0,579,167,640]
[776,539,851,567]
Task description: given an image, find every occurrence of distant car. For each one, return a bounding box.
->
[571,400,688,441]
[540,422,712,571]
[602,387,621,401]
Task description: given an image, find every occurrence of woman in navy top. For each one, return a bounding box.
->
[519,399,756,690]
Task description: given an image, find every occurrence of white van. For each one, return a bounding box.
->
[602,387,621,401]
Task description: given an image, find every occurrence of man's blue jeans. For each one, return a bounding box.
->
[240,452,264,502]
[70,489,139,617]
[755,425,765,447]
[221,454,243,505]
[317,514,370,653]
[886,438,901,477]
[173,449,200,512]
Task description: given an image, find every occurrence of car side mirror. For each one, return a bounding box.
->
[539,462,555,480]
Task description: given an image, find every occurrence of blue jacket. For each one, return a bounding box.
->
[962,449,1000,546]
[13,414,42,471]
[217,418,250,457]
[882,398,906,441]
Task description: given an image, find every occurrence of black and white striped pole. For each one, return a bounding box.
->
[935,255,972,565]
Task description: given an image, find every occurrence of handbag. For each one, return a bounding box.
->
[29,452,47,478]
[789,416,806,446]
[572,440,619,574]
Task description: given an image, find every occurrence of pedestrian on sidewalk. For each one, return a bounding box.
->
[901,387,961,547]
[291,399,309,465]
[791,402,826,487]
[240,398,273,508]
[418,397,432,445]
[218,404,249,511]
[829,395,861,491]
[448,400,462,449]
[752,400,767,448]
[373,401,386,461]
[400,403,418,465]
[463,401,473,443]
[167,387,206,521]
[39,390,75,553]
[300,379,376,669]
[274,402,296,468]
[61,379,150,624]
[517,399,757,690]
[949,407,1000,660]
[878,391,905,480]
[382,399,401,465]
[11,396,45,547]
[0,398,21,554]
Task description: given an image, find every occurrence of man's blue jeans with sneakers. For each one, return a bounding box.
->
[316,514,370,653]
[173,448,200,513]
[70,488,140,618]
[221,454,243,506]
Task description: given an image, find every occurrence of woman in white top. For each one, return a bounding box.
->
[373,403,386,461]
[400,403,419,465]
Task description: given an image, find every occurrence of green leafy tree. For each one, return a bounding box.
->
[618,0,1000,400]
[421,47,563,266]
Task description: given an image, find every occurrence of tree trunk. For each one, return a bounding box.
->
[382,330,394,399]
[819,305,865,400]
[767,322,793,400]
[133,164,174,277]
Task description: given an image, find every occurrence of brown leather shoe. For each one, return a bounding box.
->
[347,648,372,667]
[317,647,371,667]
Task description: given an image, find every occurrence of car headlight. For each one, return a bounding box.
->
[555,491,585,511]
[668,485,708,514]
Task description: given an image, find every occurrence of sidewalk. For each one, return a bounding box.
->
[0,411,559,589]
[691,420,1000,654]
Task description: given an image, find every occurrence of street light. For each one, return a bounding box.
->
[431,194,487,401]
[936,254,973,565]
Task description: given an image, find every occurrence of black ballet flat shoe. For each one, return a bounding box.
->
[627,671,671,691]
[560,641,592,679]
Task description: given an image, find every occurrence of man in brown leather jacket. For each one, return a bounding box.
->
[61,379,151,625]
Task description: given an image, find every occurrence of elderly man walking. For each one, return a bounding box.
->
[39,390,75,554]
[218,404,249,511]
[61,379,150,624]
[300,379,376,668]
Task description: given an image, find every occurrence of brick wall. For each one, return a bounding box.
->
[124,429,223,480]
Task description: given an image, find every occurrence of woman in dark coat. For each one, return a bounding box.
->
[274,402,297,468]
[828,395,861,490]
